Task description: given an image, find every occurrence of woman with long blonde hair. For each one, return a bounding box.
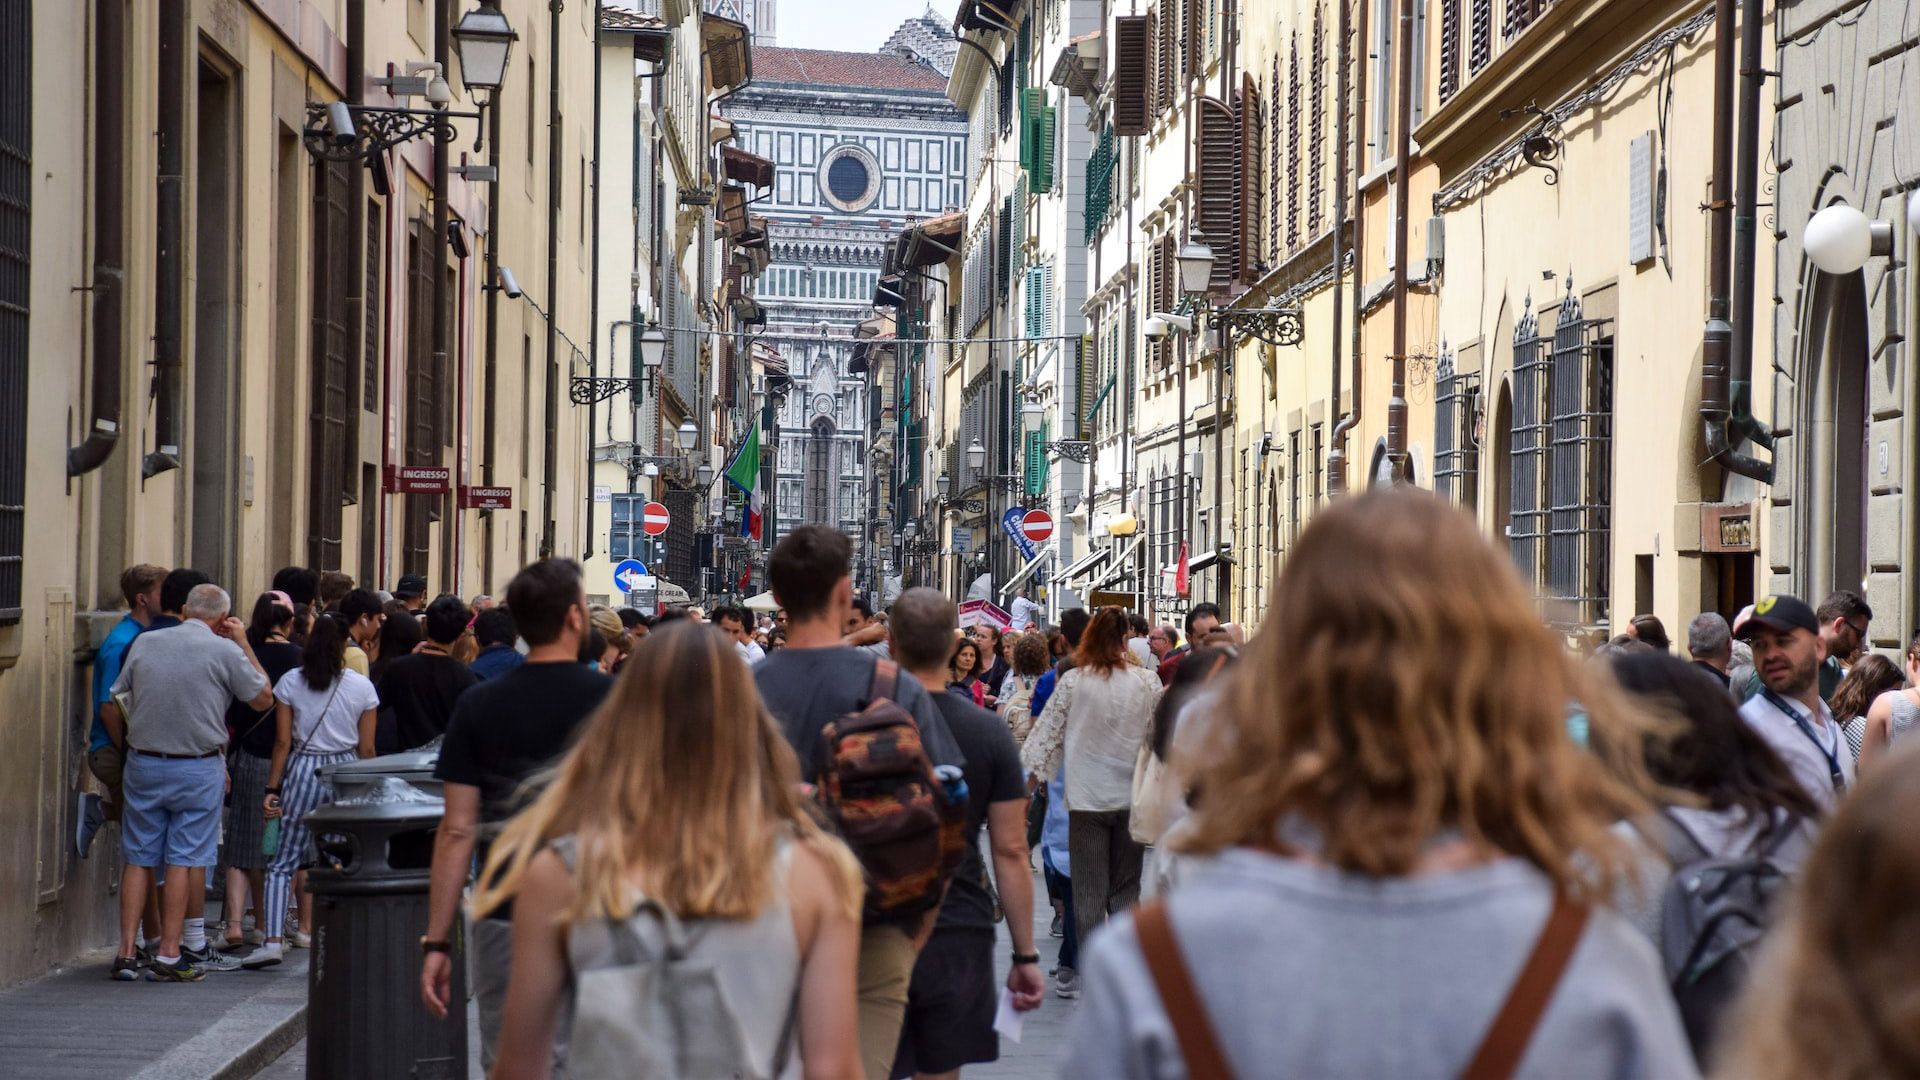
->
[476,622,864,1080]
[1063,490,1695,1079]
[1714,742,1920,1079]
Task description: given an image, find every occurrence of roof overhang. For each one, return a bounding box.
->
[953,0,1016,35]
[721,145,775,189]
[598,7,671,64]
[1049,33,1103,104]
[701,13,751,94]
[898,210,966,269]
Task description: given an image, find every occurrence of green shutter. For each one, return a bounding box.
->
[1034,105,1057,193]
[1025,428,1047,495]
[1020,87,1043,174]
[1023,265,1043,338]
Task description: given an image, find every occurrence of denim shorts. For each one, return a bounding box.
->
[121,752,225,869]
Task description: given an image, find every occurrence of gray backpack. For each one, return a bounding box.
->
[1654,810,1799,1060]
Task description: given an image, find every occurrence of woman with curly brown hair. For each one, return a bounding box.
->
[1714,743,1920,1079]
[1063,489,1694,1079]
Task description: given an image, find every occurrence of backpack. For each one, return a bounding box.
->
[1654,809,1799,1059]
[815,659,967,922]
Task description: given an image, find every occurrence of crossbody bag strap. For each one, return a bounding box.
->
[1458,894,1590,1080]
[1135,900,1236,1080]
[291,677,344,758]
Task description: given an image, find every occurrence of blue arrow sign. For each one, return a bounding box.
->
[613,559,650,593]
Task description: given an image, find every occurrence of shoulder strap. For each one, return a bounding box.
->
[1459,894,1590,1080]
[1135,901,1236,1080]
[870,657,901,705]
[1656,808,1713,861]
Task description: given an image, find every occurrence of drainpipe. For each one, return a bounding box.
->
[540,0,562,558]
[143,0,186,479]
[1701,0,1771,481]
[433,0,453,579]
[482,86,502,491]
[1327,0,1355,494]
[586,1,604,560]
[71,0,128,477]
[344,0,366,555]
[1386,0,1414,478]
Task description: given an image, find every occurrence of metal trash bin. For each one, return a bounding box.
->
[303,777,467,1080]
[320,748,443,800]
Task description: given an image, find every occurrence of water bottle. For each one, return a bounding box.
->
[934,764,968,806]
[262,816,281,858]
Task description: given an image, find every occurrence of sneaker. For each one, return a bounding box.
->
[135,943,155,969]
[110,956,141,981]
[76,793,106,858]
[145,958,204,983]
[1053,966,1080,1000]
[184,944,242,973]
[1050,911,1064,939]
[238,944,284,971]
[287,930,312,949]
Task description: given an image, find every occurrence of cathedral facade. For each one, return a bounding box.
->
[724,24,967,556]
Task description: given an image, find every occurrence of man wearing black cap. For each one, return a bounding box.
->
[1735,594,1856,810]
[393,573,429,614]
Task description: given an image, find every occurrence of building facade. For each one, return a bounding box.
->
[722,34,967,587]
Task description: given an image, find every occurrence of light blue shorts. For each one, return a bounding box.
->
[121,752,225,869]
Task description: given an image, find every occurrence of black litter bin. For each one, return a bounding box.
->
[320,748,443,799]
[303,776,467,1080]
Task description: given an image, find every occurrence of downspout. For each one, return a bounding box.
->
[1386,0,1414,477]
[1338,0,1369,488]
[1705,0,1773,481]
[1327,0,1355,495]
[540,0,562,557]
[434,0,453,576]
[143,0,186,479]
[70,0,128,477]
[345,0,366,540]
[586,1,604,560]
[482,71,502,490]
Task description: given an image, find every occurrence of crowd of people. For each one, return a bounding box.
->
[73,486,1920,1079]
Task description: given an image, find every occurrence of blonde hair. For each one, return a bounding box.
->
[473,622,861,923]
[1177,489,1655,899]
[1713,742,1920,1078]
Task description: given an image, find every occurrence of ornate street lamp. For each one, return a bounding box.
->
[936,472,952,498]
[966,440,987,471]
[1177,236,1216,295]
[450,2,519,94]
[676,419,699,451]
[639,323,668,368]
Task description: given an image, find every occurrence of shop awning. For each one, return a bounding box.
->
[721,145,775,189]
[999,544,1056,604]
[1057,544,1111,584]
[1187,548,1226,574]
[1094,536,1146,589]
[898,210,967,269]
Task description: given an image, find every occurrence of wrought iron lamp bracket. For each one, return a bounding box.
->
[569,376,646,406]
[1045,440,1093,464]
[302,102,482,163]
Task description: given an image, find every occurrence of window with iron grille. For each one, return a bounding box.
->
[1469,0,1494,72]
[308,156,353,569]
[1439,0,1462,101]
[1287,430,1302,543]
[404,218,437,575]
[1546,297,1613,630]
[1287,36,1302,251]
[1309,6,1326,235]
[0,0,27,625]
[1507,300,1548,591]
[1269,56,1282,264]
[1433,351,1480,507]
[1310,423,1324,507]
[364,198,382,413]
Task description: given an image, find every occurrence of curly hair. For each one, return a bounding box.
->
[1175,489,1657,899]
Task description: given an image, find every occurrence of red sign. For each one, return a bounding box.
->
[460,485,513,510]
[641,501,672,536]
[1020,509,1055,543]
[384,465,451,494]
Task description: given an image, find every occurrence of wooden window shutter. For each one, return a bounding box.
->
[1286,36,1302,251]
[1024,265,1044,338]
[1020,86,1043,173]
[1147,241,1165,367]
[1183,0,1200,82]
[1309,7,1326,234]
[1196,97,1240,290]
[1035,105,1056,193]
[1504,0,1542,39]
[1469,0,1493,71]
[1439,0,1461,101]
[1113,16,1151,135]
[1268,55,1282,263]
[1236,76,1261,283]
[997,195,1013,299]
[1155,5,1174,113]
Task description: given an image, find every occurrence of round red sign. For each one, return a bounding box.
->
[1020,509,1054,543]
[641,501,672,536]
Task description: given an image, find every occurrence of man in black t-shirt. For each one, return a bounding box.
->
[887,587,1044,1078]
[377,594,479,751]
[420,559,609,1072]
[750,528,968,1079]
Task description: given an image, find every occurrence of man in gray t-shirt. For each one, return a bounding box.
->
[103,583,271,981]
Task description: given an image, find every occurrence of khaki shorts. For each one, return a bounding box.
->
[87,745,126,803]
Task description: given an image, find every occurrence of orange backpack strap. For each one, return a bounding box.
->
[1135,901,1236,1080]
[870,657,901,704]
[1459,894,1590,1080]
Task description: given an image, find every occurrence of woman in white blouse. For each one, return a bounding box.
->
[1023,607,1163,948]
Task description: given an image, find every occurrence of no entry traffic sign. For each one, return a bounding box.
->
[641,501,671,536]
[1020,509,1054,544]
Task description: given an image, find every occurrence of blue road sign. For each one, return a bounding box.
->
[613,559,651,593]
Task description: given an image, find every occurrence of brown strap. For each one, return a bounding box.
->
[870,657,900,704]
[1459,895,1591,1080]
[1135,901,1236,1080]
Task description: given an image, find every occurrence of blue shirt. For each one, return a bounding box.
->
[468,644,525,682]
[1042,769,1070,875]
[89,614,145,752]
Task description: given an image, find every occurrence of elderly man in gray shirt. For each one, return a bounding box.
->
[103,583,271,981]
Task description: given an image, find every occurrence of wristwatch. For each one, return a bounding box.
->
[420,937,452,955]
[1011,951,1041,965]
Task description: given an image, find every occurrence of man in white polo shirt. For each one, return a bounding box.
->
[1735,593,1855,813]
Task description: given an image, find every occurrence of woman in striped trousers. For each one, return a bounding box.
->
[241,612,381,970]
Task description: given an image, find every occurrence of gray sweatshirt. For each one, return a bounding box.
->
[1063,848,1699,1080]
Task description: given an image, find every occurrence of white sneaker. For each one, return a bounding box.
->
[1054,966,1080,999]
[287,930,312,949]
[238,943,284,970]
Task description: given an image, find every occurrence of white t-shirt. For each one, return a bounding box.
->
[275,668,382,755]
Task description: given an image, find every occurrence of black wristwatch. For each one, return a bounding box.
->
[1011,951,1040,965]
[420,937,452,955]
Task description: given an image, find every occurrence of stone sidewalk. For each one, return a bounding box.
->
[974,862,1079,1078]
[0,946,308,1080]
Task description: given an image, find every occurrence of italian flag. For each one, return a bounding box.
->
[725,424,763,541]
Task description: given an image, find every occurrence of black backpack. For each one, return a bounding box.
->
[1653,809,1800,1060]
